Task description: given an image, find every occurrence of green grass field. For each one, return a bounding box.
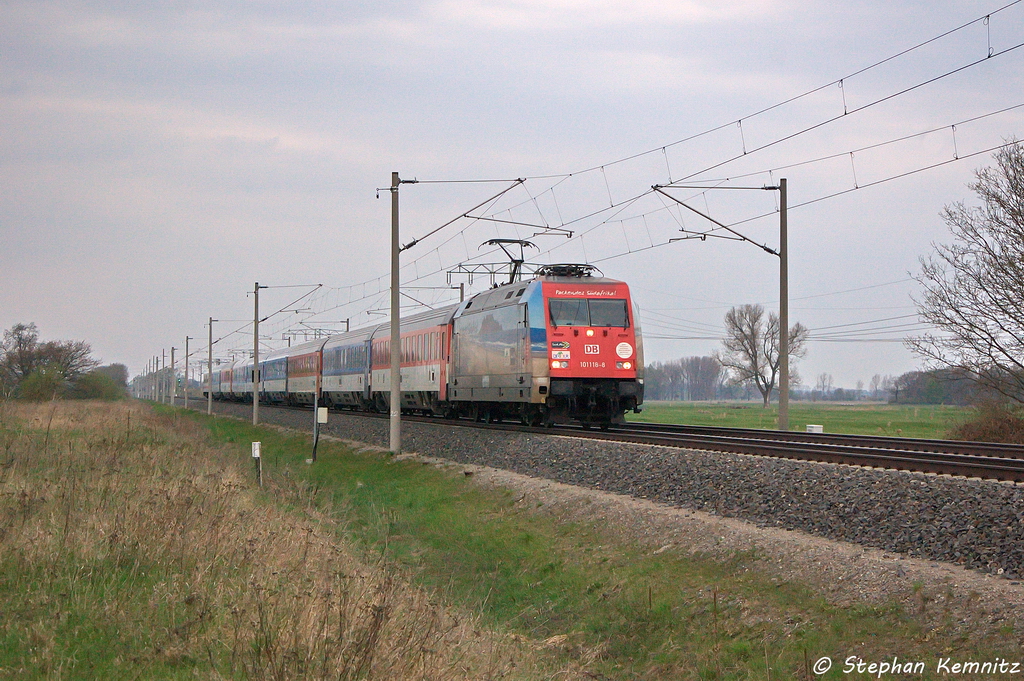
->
[629,401,970,439]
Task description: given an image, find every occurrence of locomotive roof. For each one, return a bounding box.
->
[535,275,625,286]
[457,278,534,315]
[455,274,628,316]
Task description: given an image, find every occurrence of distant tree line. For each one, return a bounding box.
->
[887,368,979,406]
[644,356,725,401]
[0,323,127,400]
[644,358,980,406]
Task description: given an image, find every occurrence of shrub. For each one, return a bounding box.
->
[947,401,1024,443]
[18,365,65,401]
[68,370,126,400]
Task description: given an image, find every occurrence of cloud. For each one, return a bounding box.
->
[432,0,780,30]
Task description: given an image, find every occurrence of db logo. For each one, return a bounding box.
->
[584,344,600,354]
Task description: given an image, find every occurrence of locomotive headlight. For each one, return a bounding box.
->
[586,329,595,337]
[552,360,560,369]
[616,361,633,370]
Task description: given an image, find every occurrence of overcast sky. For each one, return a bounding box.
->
[2,0,1023,389]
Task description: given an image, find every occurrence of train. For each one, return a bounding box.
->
[205,264,644,428]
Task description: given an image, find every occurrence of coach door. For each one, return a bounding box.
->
[518,304,528,376]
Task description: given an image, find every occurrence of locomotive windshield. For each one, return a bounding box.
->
[589,299,629,327]
[549,298,629,327]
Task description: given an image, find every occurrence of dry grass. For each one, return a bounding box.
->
[0,400,570,679]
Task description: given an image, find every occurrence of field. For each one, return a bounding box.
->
[629,401,970,439]
[2,400,1019,679]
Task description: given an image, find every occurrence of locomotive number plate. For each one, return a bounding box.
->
[580,362,606,368]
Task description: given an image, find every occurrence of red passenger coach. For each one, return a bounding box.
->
[370,306,457,413]
[286,342,323,406]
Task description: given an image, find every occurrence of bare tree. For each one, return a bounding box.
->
[908,142,1024,403]
[38,340,99,380]
[717,304,809,407]
[815,373,834,399]
[869,374,883,400]
[1,322,41,384]
[1,323,99,398]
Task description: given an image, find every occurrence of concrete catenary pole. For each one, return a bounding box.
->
[208,318,216,415]
[170,347,176,407]
[390,172,401,455]
[184,336,192,410]
[253,282,260,427]
[778,178,789,432]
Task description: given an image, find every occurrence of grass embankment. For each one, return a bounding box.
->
[3,402,1019,679]
[630,401,967,439]
[0,401,554,679]
[200,409,1018,679]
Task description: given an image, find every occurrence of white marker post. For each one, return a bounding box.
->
[251,441,262,487]
[310,407,328,463]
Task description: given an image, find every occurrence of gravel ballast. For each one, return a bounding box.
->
[202,401,1024,579]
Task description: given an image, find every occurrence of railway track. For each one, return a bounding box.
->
[562,420,1024,483]
[197,400,1024,483]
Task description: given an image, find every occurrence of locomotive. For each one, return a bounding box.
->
[206,264,644,427]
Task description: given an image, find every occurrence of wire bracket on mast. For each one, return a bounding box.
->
[653,185,779,256]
